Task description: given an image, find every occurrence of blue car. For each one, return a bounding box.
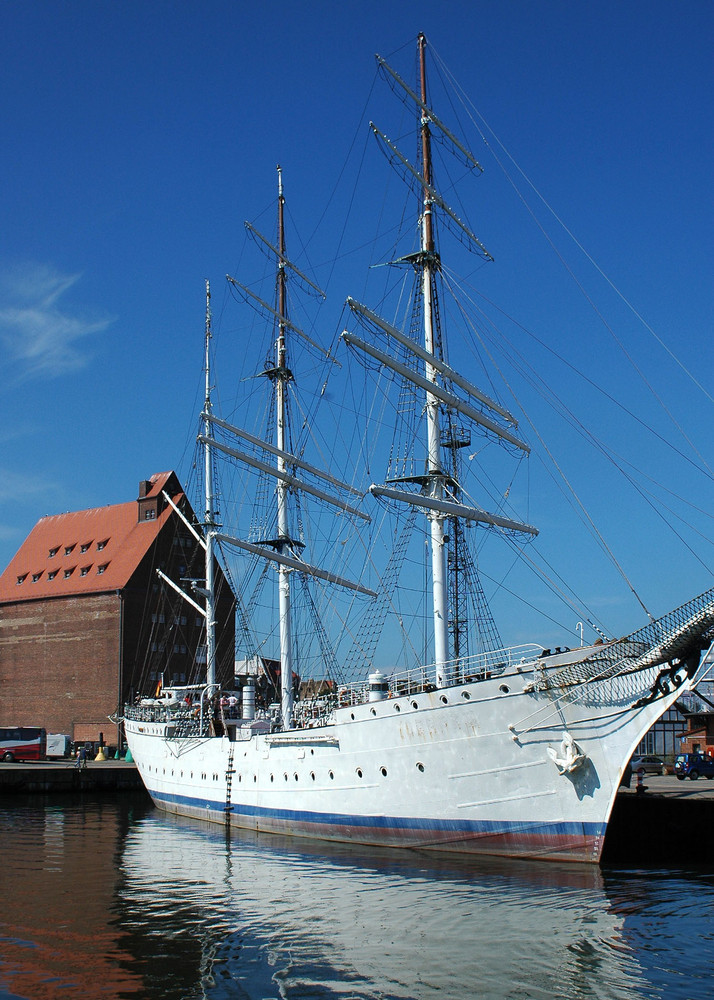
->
[674,753,714,780]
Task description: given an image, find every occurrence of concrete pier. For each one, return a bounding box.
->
[603,774,714,864]
[0,759,145,794]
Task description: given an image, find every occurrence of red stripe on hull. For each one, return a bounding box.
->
[153,797,602,864]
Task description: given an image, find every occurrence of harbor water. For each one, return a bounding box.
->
[1,796,713,1000]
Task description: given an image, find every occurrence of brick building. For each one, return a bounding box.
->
[678,708,714,755]
[0,472,235,746]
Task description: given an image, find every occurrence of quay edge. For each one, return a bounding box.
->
[0,760,145,794]
[604,781,714,864]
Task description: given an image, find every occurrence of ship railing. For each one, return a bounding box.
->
[124,683,220,728]
[380,643,544,698]
[169,715,211,738]
[124,702,210,731]
[291,643,545,726]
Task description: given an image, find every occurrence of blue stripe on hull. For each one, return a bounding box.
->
[150,788,604,863]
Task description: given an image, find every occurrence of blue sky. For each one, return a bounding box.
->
[1,1,712,650]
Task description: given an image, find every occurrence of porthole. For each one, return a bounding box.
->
[253,774,257,782]
[329,770,334,780]
[416,762,425,772]
[356,768,363,778]
[394,703,401,712]
[270,774,274,782]
[284,773,289,781]
[294,773,299,781]
[238,774,241,782]
[310,748,315,755]
[380,766,388,777]
[350,713,355,720]
[461,691,471,701]
[370,707,376,716]
[310,771,316,780]
[440,695,448,704]
[411,700,419,709]
[499,684,510,694]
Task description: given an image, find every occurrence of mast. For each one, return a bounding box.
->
[275,165,294,728]
[203,280,217,688]
[344,35,536,681]
[223,179,369,711]
[418,33,449,688]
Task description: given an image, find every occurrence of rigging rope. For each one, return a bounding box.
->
[430,43,714,480]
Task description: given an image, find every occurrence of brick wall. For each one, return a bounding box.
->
[0,592,120,741]
[680,714,714,755]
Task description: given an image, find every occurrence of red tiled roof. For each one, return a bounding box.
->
[0,472,184,603]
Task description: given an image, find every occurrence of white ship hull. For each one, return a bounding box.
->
[125,654,693,864]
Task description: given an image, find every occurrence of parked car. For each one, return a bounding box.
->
[630,755,665,776]
[674,753,714,781]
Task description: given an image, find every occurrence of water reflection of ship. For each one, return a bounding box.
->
[120,811,648,1000]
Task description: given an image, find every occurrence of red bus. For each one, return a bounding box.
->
[0,727,47,762]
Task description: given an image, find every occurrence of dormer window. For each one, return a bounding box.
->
[32,572,42,583]
[97,563,108,575]
[49,547,59,558]
[80,566,91,577]
[64,545,75,556]
[16,574,27,585]
[80,542,91,554]
[48,570,57,581]
[64,568,74,579]
[97,540,108,551]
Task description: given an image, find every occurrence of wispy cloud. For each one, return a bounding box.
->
[0,262,114,379]
[0,468,51,504]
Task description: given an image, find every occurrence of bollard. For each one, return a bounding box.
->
[636,766,647,795]
[95,745,106,762]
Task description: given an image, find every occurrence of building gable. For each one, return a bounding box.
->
[0,472,187,603]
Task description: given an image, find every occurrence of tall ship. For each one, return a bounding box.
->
[124,35,714,863]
